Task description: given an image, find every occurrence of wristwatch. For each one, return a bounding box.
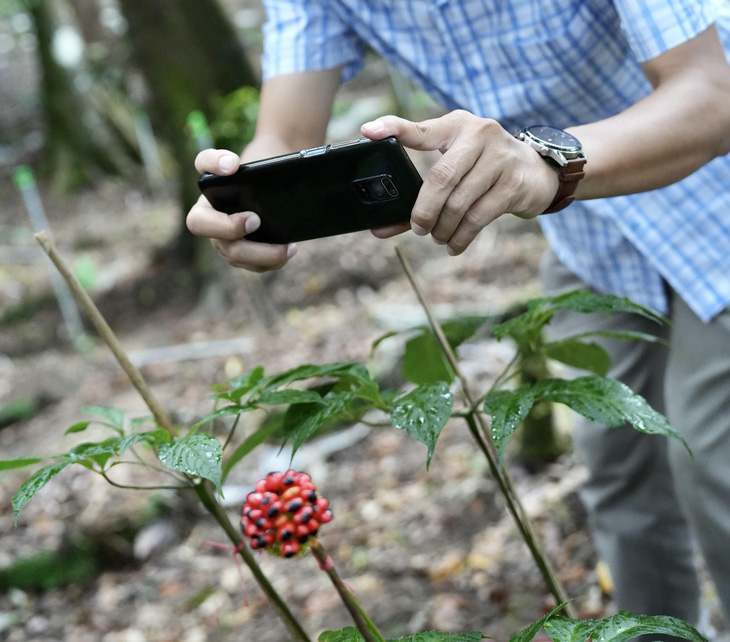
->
[515,125,587,214]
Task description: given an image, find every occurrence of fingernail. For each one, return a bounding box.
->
[411,222,428,236]
[447,246,458,256]
[244,216,259,235]
[362,119,384,134]
[286,243,298,259]
[219,154,238,172]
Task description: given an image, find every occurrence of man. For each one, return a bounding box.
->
[187,0,730,635]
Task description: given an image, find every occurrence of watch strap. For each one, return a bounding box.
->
[543,156,586,214]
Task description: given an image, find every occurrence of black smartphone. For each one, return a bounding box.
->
[197,136,423,244]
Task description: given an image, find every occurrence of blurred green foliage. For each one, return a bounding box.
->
[209,86,260,153]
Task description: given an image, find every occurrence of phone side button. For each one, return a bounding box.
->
[301,145,327,157]
[330,138,365,149]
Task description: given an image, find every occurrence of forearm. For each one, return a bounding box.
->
[240,68,342,163]
[568,25,730,200]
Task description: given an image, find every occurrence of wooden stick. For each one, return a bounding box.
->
[34,230,176,437]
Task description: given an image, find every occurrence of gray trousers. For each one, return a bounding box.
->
[541,249,730,631]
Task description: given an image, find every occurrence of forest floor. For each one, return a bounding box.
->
[0,158,619,642]
[1,2,727,637]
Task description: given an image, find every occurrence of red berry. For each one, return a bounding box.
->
[267,501,283,518]
[318,509,333,524]
[254,479,268,493]
[281,541,301,558]
[313,497,329,512]
[247,509,264,522]
[293,507,313,525]
[276,522,296,542]
[265,471,284,491]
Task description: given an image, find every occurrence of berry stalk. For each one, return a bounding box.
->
[310,540,386,642]
[193,480,312,642]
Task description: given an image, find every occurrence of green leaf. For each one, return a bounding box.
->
[545,339,611,376]
[318,628,484,642]
[0,457,45,472]
[389,382,454,469]
[221,366,265,404]
[279,392,357,455]
[509,603,568,642]
[542,610,707,642]
[68,432,168,469]
[81,405,125,435]
[158,433,223,493]
[402,317,486,386]
[541,289,667,324]
[261,362,362,392]
[193,404,254,430]
[64,421,92,435]
[534,376,690,454]
[222,421,280,483]
[12,461,71,518]
[255,389,326,406]
[403,331,454,385]
[483,386,535,465]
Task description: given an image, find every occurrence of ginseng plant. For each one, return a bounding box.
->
[0,232,707,642]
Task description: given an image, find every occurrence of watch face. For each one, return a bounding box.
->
[526,125,581,151]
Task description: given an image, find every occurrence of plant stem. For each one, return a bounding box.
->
[310,541,386,642]
[395,246,576,618]
[35,231,176,437]
[193,481,312,642]
[35,230,311,640]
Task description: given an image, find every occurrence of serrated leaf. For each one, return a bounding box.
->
[81,405,125,435]
[255,389,326,406]
[545,339,611,376]
[0,457,44,472]
[222,366,265,403]
[509,603,568,642]
[64,421,91,435]
[318,628,484,642]
[534,376,690,454]
[389,382,454,469]
[193,404,254,430]
[12,461,71,518]
[542,610,707,642]
[222,421,280,483]
[279,392,357,455]
[483,386,535,466]
[543,289,667,324]
[158,433,223,493]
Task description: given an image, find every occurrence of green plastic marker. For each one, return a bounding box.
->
[187,110,213,151]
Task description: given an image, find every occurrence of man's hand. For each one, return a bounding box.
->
[186,148,296,272]
[361,110,559,255]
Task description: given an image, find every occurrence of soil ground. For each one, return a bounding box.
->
[0,2,725,640]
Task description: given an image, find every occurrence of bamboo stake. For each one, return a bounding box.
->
[395,245,575,618]
[35,230,176,437]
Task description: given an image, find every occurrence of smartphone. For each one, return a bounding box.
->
[197,136,423,244]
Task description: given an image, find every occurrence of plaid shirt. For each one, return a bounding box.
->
[261,0,730,321]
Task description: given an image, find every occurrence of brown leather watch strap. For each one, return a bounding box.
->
[543,156,587,214]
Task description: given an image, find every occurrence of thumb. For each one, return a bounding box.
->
[361,115,451,152]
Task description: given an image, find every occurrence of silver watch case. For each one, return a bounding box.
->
[516,126,585,167]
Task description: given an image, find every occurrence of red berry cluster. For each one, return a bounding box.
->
[240,470,333,558]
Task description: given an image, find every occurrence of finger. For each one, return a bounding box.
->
[370,222,411,239]
[212,238,297,273]
[410,140,483,235]
[429,159,497,244]
[445,193,505,256]
[194,148,241,175]
[186,196,262,241]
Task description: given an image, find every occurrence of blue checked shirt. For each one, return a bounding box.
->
[261,0,730,322]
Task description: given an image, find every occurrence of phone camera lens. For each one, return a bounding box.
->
[381,177,399,198]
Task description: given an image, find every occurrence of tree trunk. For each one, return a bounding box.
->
[117,0,259,263]
[24,0,132,191]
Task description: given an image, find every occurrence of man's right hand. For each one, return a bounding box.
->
[186,148,297,272]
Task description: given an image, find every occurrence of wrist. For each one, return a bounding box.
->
[515,126,587,214]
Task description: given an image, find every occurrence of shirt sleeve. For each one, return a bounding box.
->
[613,0,720,62]
[261,0,366,82]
